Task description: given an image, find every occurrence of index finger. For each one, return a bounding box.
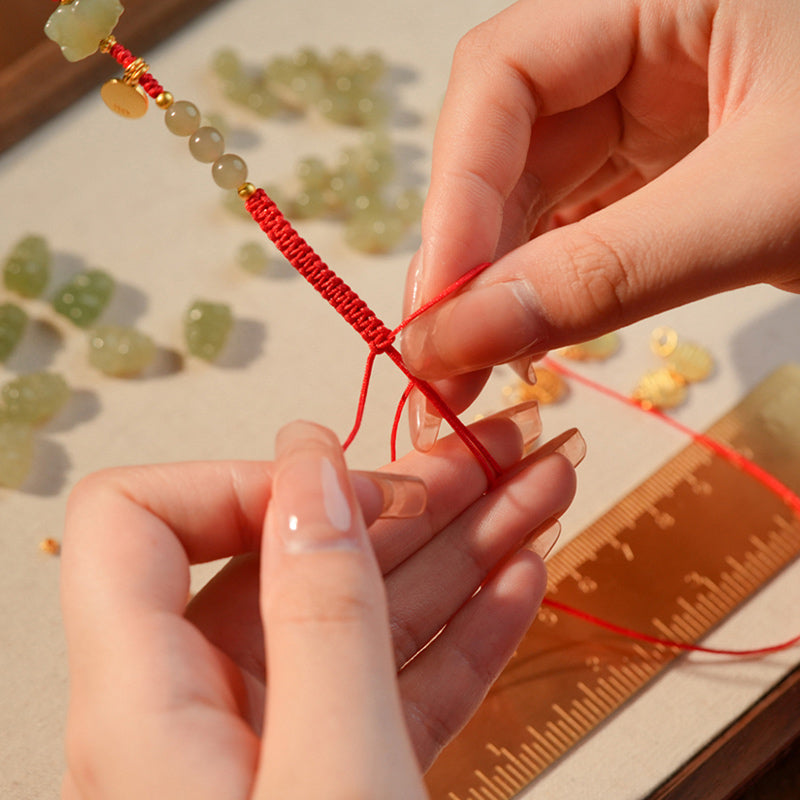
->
[416,0,636,301]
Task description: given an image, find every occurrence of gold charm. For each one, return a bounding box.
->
[559,332,621,361]
[651,326,714,383]
[101,56,150,118]
[504,367,568,405]
[632,367,688,410]
[100,79,149,118]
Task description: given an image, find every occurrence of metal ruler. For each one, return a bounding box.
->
[426,364,800,800]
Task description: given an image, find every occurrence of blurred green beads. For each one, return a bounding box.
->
[52,269,114,327]
[0,372,70,425]
[0,421,35,489]
[0,303,27,361]
[236,242,270,274]
[89,325,156,376]
[184,300,233,361]
[3,235,51,298]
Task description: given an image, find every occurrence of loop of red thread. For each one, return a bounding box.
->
[245,188,503,481]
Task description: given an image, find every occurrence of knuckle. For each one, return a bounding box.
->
[555,224,635,326]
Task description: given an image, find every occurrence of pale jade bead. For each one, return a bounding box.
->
[189,127,225,163]
[44,0,123,62]
[212,154,248,189]
[165,101,201,136]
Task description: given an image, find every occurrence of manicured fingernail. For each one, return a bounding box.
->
[408,387,441,452]
[528,427,586,467]
[509,356,538,385]
[526,518,561,559]
[486,400,542,451]
[351,471,427,518]
[272,423,360,553]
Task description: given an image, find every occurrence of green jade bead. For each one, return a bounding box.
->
[44,0,123,62]
[89,325,156,376]
[0,303,28,362]
[345,208,407,254]
[184,300,233,361]
[3,234,51,298]
[211,48,242,82]
[52,269,114,328]
[236,242,269,274]
[0,372,70,425]
[0,421,35,489]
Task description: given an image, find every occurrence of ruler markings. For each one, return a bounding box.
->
[427,367,800,800]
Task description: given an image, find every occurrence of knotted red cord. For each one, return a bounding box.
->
[245,188,503,481]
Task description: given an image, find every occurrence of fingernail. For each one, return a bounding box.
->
[485,400,542,451]
[271,423,360,553]
[351,471,428,519]
[526,518,561,559]
[405,248,425,315]
[528,427,587,467]
[408,387,441,452]
[509,356,538,385]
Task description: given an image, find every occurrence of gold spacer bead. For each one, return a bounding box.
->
[123,57,149,87]
[99,35,117,53]
[155,91,174,109]
[237,182,256,200]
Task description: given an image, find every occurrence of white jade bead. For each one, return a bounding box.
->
[189,127,225,163]
[212,154,248,189]
[165,101,201,136]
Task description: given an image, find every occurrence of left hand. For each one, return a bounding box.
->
[61,415,578,799]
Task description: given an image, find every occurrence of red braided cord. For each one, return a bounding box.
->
[107,42,165,99]
[245,188,503,480]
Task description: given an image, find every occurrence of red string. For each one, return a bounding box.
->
[244,188,503,482]
[96,42,797,657]
[541,597,800,656]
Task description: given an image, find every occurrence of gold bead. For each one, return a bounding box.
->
[155,91,174,109]
[237,182,256,200]
[39,538,61,555]
[123,57,149,86]
[99,35,117,53]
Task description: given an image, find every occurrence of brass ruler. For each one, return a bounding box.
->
[426,364,800,800]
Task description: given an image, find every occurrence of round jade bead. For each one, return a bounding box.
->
[0,421,35,489]
[3,234,50,298]
[89,325,156,376]
[211,48,241,81]
[165,100,201,136]
[0,372,69,425]
[189,126,225,163]
[0,303,27,362]
[345,209,407,254]
[184,300,233,361]
[236,242,269,274]
[52,269,114,328]
[212,154,248,189]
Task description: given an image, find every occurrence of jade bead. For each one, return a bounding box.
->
[212,154,248,189]
[236,242,269,274]
[44,0,123,62]
[345,209,407,254]
[394,188,424,223]
[165,100,201,136]
[0,372,70,425]
[89,324,156,376]
[0,421,35,489]
[295,157,330,191]
[0,303,27,362]
[52,269,114,328]
[290,189,326,219]
[189,126,225,163]
[184,300,233,361]
[211,48,242,81]
[3,234,50,298]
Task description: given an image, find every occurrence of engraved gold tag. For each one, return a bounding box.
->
[100,78,149,118]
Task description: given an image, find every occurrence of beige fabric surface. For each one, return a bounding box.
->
[1,1,799,798]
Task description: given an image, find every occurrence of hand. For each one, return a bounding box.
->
[61,414,580,799]
[401,0,800,447]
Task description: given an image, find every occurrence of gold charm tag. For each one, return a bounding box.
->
[101,78,149,118]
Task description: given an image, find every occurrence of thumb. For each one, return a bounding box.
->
[402,114,800,380]
[254,421,425,799]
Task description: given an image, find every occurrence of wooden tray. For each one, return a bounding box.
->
[0,0,226,154]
